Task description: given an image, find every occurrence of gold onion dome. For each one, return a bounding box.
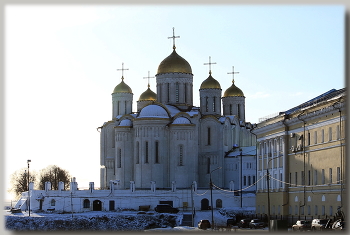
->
[157,49,192,75]
[223,81,244,97]
[139,86,156,101]
[113,77,132,94]
[200,73,221,89]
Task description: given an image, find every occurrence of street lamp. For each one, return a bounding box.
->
[27,159,31,217]
[240,148,243,208]
[210,166,222,229]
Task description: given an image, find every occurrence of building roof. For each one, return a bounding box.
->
[157,49,192,75]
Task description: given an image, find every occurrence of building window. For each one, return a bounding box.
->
[307,205,311,215]
[83,199,90,208]
[237,104,241,119]
[125,101,127,114]
[308,132,311,145]
[230,104,233,115]
[184,83,187,103]
[176,82,179,102]
[243,176,246,186]
[329,127,332,141]
[301,171,305,185]
[329,168,332,184]
[117,101,120,114]
[322,169,325,184]
[308,170,311,186]
[330,206,333,216]
[136,142,140,164]
[301,206,304,215]
[179,145,184,166]
[205,97,208,112]
[117,148,121,168]
[295,205,298,215]
[295,172,298,186]
[322,205,325,216]
[314,131,317,144]
[155,141,159,163]
[315,205,318,215]
[248,176,251,186]
[207,127,211,145]
[167,83,170,102]
[336,125,340,140]
[321,129,324,143]
[216,199,222,208]
[253,176,256,185]
[337,167,341,184]
[145,141,149,163]
[213,97,216,112]
[314,170,318,185]
[280,173,283,187]
[207,158,210,174]
[50,199,56,206]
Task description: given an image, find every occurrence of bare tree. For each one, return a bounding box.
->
[38,165,71,190]
[8,168,37,200]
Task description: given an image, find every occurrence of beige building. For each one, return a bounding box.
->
[252,88,346,224]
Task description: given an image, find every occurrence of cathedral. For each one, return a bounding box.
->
[99,29,257,192]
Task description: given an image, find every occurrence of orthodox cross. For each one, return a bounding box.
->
[117,63,129,80]
[204,56,217,74]
[227,66,239,83]
[168,27,180,50]
[143,71,155,88]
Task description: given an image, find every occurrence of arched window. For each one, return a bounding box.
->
[83,199,90,208]
[50,199,56,206]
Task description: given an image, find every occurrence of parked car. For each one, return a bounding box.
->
[249,219,265,229]
[237,219,251,228]
[332,219,345,230]
[292,220,311,231]
[311,219,331,231]
[198,220,211,229]
[154,204,179,213]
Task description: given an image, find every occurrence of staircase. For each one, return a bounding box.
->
[181,213,193,226]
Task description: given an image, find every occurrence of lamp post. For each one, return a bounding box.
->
[240,149,243,208]
[210,166,221,229]
[27,159,31,217]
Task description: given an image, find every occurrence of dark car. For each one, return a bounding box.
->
[237,219,251,228]
[311,219,331,231]
[227,218,235,227]
[198,220,211,229]
[292,220,311,231]
[154,204,179,213]
[249,219,265,229]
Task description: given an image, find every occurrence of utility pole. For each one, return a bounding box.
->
[27,159,31,217]
[210,166,221,229]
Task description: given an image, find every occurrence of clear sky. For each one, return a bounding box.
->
[3,4,344,200]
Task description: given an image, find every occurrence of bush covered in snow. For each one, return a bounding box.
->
[5,213,179,231]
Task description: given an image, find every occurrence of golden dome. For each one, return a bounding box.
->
[223,81,244,97]
[200,74,221,89]
[139,86,156,101]
[157,50,192,75]
[112,77,132,94]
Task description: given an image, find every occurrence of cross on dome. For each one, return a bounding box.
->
[117,63,129,80]
[204,56,217,75]
[143,71,155,88]
[227,66,240,83]
[168,27,180,50]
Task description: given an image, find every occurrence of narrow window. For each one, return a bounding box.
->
[167,83,170,102]
[314,170,318,185]
[230,104,233,115]
[207,127,211,145]
[253,176,256,184]
[337,167,340,184]
[205,97,208,112]
[336,125,340,140]
[213,97,216,112]
[145,141,149,163]
[125,101,127,114]
[322,169,325,184]
[237,104,241,119]
[243,176,246,186]
[295,172,298,186]
[308,170,311,186]
[280,173,283,187]
[301,171,305,185]
[321,129,324,143]
[307,205,311,215]
[307,132,311,146]
[83,199,90,208]
[207,158,210,174]
[314,131,317,144]
[315,205,318,215]
[51,199,56,206]
[329,168,332,184]
[329,206,333,216]
[184,83,187,103]
[136,142,139,164]
[117,148,121,168]
[329,127,332,141]
[118,101,120,115]
[322,205,325,216]
[155,141,159,163]
[175,82,179,102]
[179,145,183,166]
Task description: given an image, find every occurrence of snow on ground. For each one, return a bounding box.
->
[4,207,256,231]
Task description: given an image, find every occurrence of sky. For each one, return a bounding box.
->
[3,4,345,200]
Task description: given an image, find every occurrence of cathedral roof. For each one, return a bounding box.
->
[138,104,169,118]
[113,77,132,94]
[138,86,156,101]
[223,80,244,97]
[200,73,221,89]
[172,117,191,124]
[119,119,132,127]
[157,49,192,75]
